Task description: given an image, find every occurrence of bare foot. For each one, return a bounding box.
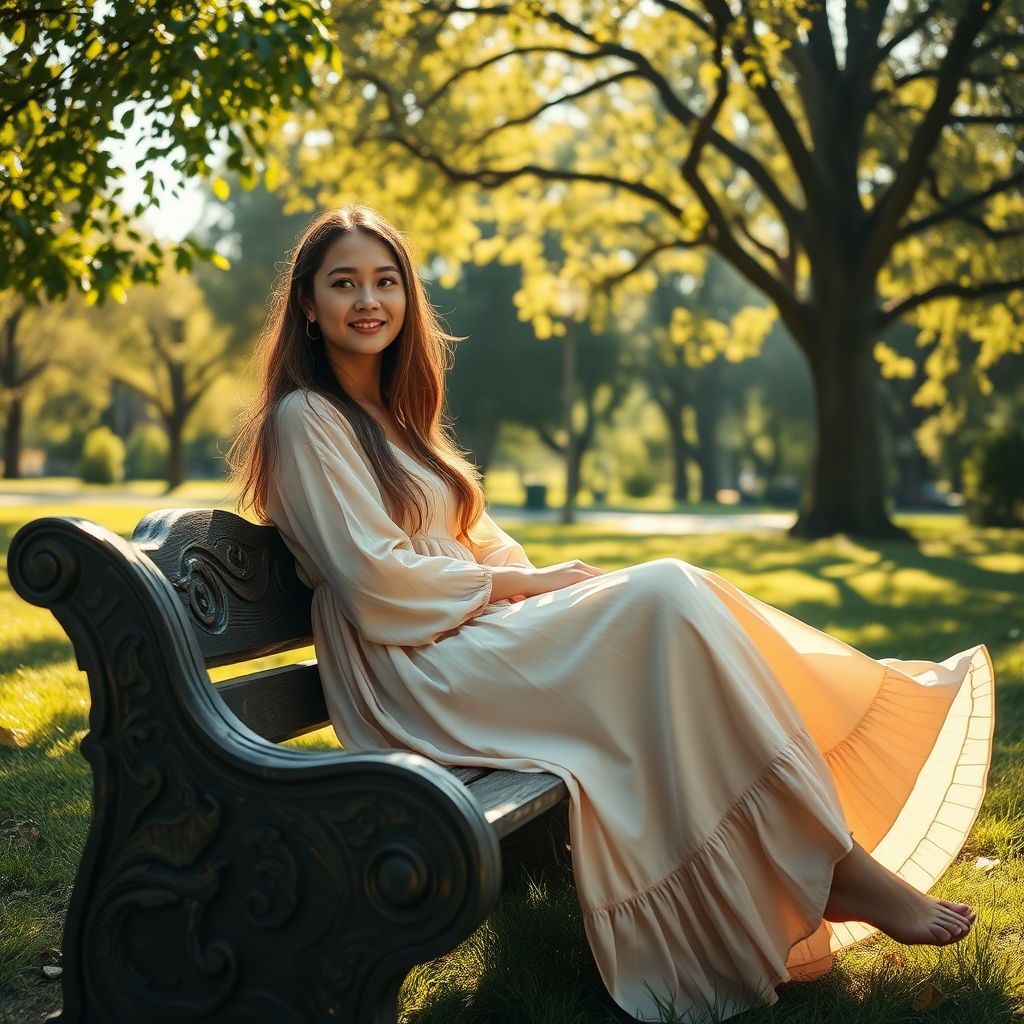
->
[824,840,974,946]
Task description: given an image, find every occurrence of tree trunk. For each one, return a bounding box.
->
[466,420,500,476]
[692,384,720,502]
[654,391,691,503]
[792,338,909,539]
[165,360,188,492]
[3,396,22,479]
[166,417,186,491]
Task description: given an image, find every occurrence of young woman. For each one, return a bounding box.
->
[230,205,993,1022]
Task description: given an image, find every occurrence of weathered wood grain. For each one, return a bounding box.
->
[214,659,329,743]
[468,770,570,840]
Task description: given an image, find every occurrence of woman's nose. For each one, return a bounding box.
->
[354,286,380,309]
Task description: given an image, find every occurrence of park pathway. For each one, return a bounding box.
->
[489,505,796,534]
[0,487,797,534]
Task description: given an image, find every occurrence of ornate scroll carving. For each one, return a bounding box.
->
[172,537,269,633]
[7,515,502,1024]
[12,534,78,604]
[243,825,299,929]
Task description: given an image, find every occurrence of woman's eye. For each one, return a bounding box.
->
[332,279,354,288]
[379,276,399,287]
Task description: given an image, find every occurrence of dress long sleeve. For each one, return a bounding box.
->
[268,392,493,646]
[467,511,533,567]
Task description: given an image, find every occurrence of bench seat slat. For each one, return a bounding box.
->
[214,660,329,743]
[448,766,491,786]
[467,770,569,840]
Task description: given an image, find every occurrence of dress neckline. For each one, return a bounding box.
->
[388,440,431,476]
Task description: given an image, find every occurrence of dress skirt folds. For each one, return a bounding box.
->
[266,391,994,1022]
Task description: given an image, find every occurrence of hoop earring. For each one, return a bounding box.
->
[305,318,322,341]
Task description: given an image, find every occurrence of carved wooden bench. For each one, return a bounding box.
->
[8,508,570,1024]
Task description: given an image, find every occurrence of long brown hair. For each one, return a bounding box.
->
[229,204,484,539]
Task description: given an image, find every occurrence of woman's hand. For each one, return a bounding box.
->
[489,560,606,603]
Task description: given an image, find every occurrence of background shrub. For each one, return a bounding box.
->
[78,426,125,485]
[126,424,168,480]
[966,428,1024,527]
[621,464,658,498]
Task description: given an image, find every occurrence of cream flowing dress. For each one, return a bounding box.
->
[266,391,994,1022]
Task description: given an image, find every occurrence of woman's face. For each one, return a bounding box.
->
[303,230,407,361]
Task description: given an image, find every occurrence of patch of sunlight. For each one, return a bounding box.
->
[819,562,867,579]
[973,553,1024,574]
[719,569,841,608]
[207,646,316,683]
[828,622,892,647]
[280,725,342,751]
[45,730,88,759]
[919,539,955,559]
[844,567,965,605]
[996,643,1024,687]
[824,536,886,565]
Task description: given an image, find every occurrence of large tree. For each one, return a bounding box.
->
[0,290,102,477]
[104,268,241,490]
[0,0,333,303]
[298,0,1024,537]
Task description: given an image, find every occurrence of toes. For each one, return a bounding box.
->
[939,900,975,921]
[937,909,971,933]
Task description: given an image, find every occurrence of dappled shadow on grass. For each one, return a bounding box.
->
[0,703,90,992]
[400,876,624,1024]
[401,876,1024,1024]
[400,874,1024,1024]
[0,636,73,677]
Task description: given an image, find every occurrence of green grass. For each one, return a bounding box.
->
[1,503,1023,1021]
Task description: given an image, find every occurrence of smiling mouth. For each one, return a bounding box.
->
[349,318,385,329]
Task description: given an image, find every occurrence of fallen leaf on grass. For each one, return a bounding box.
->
[974,856,1000,871]
[39,948,62,967]
[0,819,41,851]
[0,726,27,749]
[911,984,947,1011]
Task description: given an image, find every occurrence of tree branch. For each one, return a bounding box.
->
[678,14,804,334]
[862,0,996,278]
[877,1,941,59]
[651,0,714,34]
[734,215,790,280]
[379,132,687,220]
[896,169,1024,239]
[877,274,1024,330]
[596,239,703,292]
[412,5,807,244]
[948,113,1024,124]
[418,45,612,112]
[536,425,564,454]
[471,70,641,146]
[738,28,820,212]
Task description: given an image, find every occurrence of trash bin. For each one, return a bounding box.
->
[524,483,548,510]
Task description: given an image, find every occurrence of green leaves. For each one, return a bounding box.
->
[0,1,337,304]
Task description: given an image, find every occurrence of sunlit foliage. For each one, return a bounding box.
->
[0,1,335,302]
[288,0,1024,536]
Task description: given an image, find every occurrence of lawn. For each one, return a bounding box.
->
[1,503,1023,1023]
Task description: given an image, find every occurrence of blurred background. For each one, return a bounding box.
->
[2,0,1023,536]
[3,167,1020,522]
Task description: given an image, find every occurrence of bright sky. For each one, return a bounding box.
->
[103,113,212,242]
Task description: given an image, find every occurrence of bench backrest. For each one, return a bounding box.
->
[131,507,571,850]
[133,507,331,743]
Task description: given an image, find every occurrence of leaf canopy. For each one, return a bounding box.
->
[0,0,335,302]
